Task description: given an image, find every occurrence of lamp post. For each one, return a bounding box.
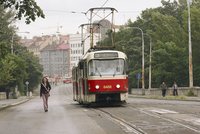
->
[187,0,193,88]
[11,31,30,54]
[128,27,145,90]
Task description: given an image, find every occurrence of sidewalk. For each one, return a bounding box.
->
[0,96,31,111]
[128,94,200,102]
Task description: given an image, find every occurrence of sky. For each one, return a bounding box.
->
[16,0,163,38]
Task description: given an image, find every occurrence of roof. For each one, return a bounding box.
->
[57,44,69,50]
[40,43,69,52]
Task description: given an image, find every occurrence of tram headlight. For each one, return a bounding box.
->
[116,84,120,89]
[95,85,100,89]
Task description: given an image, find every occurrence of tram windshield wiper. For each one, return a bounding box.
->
[113,67,119,77]
[95,67,102,77]
[113,70,116,77]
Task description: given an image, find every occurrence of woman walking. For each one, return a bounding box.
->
[40,77,51,112]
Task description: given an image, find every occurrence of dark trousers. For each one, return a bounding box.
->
[162,89,166,97]
[173,89,178,96]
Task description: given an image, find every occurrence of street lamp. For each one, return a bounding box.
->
[11,31,30,54]
[187,0,193,88]
[128,27,145,90]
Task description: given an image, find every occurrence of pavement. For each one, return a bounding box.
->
[0,96,31,111]
[0,94,200,111]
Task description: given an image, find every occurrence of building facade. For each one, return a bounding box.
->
[40,43,70,78]
[69,33,99,70]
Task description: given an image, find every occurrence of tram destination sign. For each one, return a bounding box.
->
[94,52,118,58]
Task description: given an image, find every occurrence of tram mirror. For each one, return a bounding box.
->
[79,62,84,69]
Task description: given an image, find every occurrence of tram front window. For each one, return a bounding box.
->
[88,59,125,76]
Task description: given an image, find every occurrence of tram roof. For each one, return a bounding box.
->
[81,50,127,61]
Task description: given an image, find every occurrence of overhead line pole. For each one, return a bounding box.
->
[187,0,193,88]
[127,26,145,90]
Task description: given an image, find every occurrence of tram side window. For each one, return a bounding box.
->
[83,62,87,78]
[88,60,95,76]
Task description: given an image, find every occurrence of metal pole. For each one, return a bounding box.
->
[145,33,152,90]
[149,37,152,90]
[187,0,193,87]
[123,26,145,91]
[26,85,28,96]
[130,27,145,89]
[141,31,145,90]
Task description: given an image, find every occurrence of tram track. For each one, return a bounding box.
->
[90,103,200,134]
[93,108,147,134]
[127,104,200,134]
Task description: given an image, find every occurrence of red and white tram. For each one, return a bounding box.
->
[72,50,128,104]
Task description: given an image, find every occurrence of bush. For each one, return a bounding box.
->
[187,90,195,96]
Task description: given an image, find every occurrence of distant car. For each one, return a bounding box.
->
[63,78,72,84]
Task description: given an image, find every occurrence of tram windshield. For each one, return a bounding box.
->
[88,59,125,76]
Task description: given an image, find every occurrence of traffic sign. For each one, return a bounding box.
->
[136,73,141,80]
[25,81,29,85]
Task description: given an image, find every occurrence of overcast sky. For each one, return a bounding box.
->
[16,0,163,38]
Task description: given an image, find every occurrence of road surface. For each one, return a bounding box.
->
[0,84,200,134]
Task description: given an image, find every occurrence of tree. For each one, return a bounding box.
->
[0,6,15,58]
[0,54,17,87]
[0,0,45,24]
[0,5,43,96]
[14,44,43,93]
[110,0,192,88]
[182,4,200,85]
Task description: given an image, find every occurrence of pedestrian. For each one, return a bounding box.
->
[40,77,51,112]
[160,81,167,97]
[172,81,178,96]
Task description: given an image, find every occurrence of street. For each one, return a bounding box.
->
[0,84,200,134]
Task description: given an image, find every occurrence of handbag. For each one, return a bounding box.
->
[46,92,50,97]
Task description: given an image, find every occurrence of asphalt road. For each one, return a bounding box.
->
[0,84,125,134]
[0,84,200,134]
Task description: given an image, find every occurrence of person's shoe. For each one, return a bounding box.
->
[45,110,48,112]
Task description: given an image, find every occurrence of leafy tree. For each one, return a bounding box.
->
[0,6,43,95]
[0,6,15,58]
[23,51,43,92]
[13,44,43,93]
[109,0,200,88]
[182,3,200,86]
[0,0,45,24]
[0,54,17,87]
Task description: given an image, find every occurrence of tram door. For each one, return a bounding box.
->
[83,61,88,102]
[78,62,84,103]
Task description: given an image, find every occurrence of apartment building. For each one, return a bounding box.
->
[69,33,99,70]
[40,43,70,78]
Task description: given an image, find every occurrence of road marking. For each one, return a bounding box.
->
[83,109,88,112]
[129,107,200,133]
[148,108,178,114]
[176,115,200,126]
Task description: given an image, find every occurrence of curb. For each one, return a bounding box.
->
[0,98,31,111]
[128,95,200,102]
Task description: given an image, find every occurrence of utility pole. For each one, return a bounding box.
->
[187,0,193,87]
[145,33,152,91]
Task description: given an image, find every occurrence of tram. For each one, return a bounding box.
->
[72,50,128,104]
